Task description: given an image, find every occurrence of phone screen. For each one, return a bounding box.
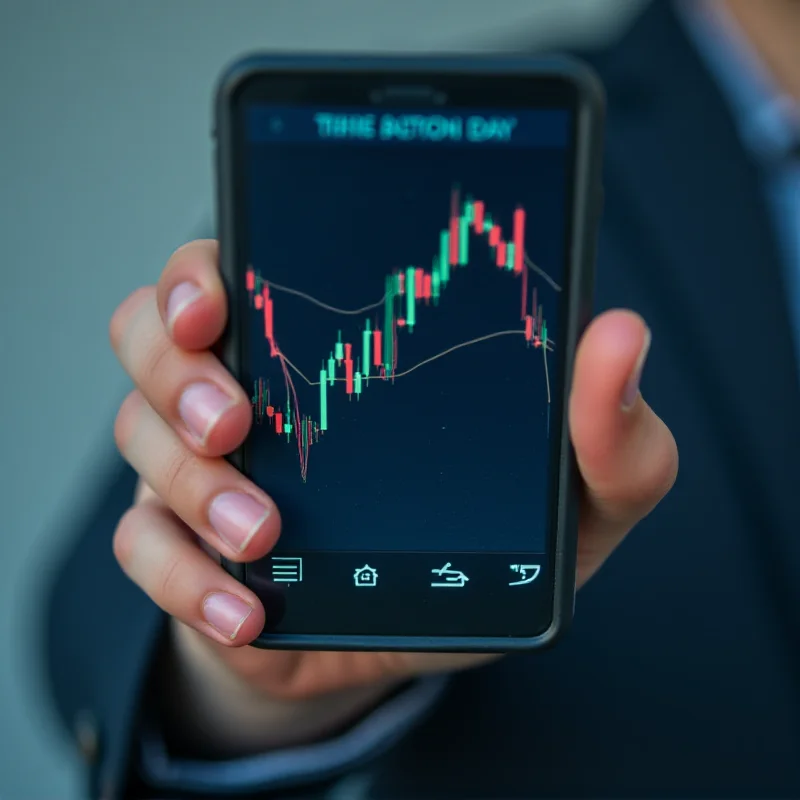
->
[228,70,579,639]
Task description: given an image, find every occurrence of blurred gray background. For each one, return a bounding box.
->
[0,1,642,796]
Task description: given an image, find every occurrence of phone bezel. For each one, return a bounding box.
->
[215,54,604,652]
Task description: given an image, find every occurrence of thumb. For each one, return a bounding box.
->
[569,310,678,577]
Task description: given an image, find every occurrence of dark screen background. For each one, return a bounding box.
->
[243,105,570,554]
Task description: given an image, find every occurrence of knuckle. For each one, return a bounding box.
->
[158,556,185,604]
[624,418,680,512]
[137,330,173,387]
[656,435,680,498]
[109,287,155,352]
[113,391,142,455]
[631,437,679,516]
[639,421,679,504]
[162,445,197,503]
[112,506,141,571]
[108,308,124,352]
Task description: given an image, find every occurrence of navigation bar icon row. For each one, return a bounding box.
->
[270,558,541,588]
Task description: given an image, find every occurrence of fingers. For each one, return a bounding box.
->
[115,391,281,562]
[569,310,678,580]
[155,239,227,350]
[113,500,265,646]
[110,285,250,457]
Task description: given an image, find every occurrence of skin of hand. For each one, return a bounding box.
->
[109,240,678,754]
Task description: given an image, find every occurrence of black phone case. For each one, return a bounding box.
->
[215,54,605,653]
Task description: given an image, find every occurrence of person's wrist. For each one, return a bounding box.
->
[158,617,400,758]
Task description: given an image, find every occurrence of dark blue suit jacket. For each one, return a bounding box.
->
[43,2,800,797]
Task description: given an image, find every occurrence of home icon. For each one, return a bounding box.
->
[353,564,378,587]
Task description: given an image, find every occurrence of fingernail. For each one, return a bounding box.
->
[622,326,651,412]
[209,492,271,552]
[167,282,203,331]
[202,593,253,640]
[179,383,236,445]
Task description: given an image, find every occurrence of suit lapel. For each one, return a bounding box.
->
[595,2,800,630]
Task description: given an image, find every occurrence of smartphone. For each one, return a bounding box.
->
[215,54,604,652]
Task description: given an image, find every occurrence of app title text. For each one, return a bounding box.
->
[313,113,519,143]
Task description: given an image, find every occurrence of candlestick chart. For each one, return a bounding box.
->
[246,186,559,482]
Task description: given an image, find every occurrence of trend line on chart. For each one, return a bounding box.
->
[262,246,561,317]
[246,186,557,481]
[280,330,554,388]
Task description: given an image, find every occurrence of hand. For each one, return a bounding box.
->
[110,240,677,751]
